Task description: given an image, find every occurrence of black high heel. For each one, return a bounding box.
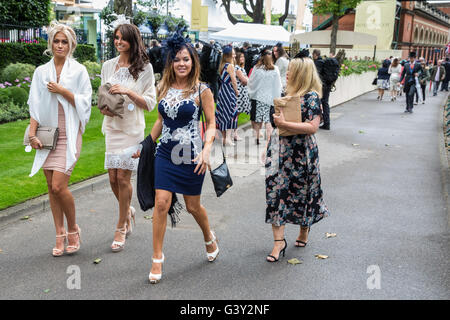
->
[266,239,287,262]
[295,226,310,247]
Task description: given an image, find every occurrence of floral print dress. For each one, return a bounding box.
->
[265,91,330,227]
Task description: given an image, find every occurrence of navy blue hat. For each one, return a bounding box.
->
[223,45,233,54]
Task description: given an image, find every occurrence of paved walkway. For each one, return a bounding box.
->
[0,89,448,300]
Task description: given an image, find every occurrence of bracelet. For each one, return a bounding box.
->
[29,136,37,141]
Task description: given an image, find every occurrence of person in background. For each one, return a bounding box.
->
[430,60,446,96]
[27,22,92,257]
[272,43,289,90]
[416,60,430,104]
[233,50,251,141]
[441,57,450,92]
[216,45,239,146]
[388,58,401,101]
[248,47,282,144]
[312,49,331,130]
[400,51,422,113]
[376,60,390,101]
[265,57,330,262]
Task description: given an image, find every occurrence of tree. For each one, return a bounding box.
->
[114,0,133,18]
[137,0,175,15]
[311,0,363,55]
[0,0,51,28]
[220,0,290,26]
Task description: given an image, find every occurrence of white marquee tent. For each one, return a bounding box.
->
[209,23,291,46]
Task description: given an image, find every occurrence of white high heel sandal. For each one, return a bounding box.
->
[111,227,127,252]
[205,231,219,262]
[149,253,165,284]
[126,206,136,237]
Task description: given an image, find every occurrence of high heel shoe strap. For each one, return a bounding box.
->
[152,253,165,264]
[205,231,217,246]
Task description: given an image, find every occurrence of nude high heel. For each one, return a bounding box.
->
[149,253,165,284]
[52,232,67,257]
[66,225,81,255]
[205,231,219,262]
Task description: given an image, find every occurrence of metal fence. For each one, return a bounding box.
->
[0,24,46,43]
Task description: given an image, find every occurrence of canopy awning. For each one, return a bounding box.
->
[290,30,377,46]
[210,23,291,46]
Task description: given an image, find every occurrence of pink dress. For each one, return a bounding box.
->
[42,103,82,175]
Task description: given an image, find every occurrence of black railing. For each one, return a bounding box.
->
[0,24,45,43]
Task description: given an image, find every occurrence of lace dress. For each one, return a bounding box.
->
[103,66,142,171]
[155,85,208,195]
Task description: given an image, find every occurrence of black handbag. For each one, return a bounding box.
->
[372,77,377,85]
[198,84,233,197]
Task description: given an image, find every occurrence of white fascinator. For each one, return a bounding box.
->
[109,14,131,29]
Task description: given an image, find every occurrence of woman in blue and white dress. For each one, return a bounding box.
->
[233,50,251,141]
[215,45,239,146]
[143,35,219,284]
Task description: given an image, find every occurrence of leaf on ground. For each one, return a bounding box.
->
[43,289,50,293]
[385,144,390,146]
[325,232,337,238]
[315,254,329,259]
[93,258,102,264]
[143,215,152,220]
[21,216,30,220]
[359,130,365,134]
[0,248,3,253]
[287,258,302,265]
[352,143,360,147]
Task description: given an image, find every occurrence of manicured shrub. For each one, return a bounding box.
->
[6,87,29,105]
[73,44,97,63]
[1,63,36,84]
[0,101,29,124]
[83,61,102,77]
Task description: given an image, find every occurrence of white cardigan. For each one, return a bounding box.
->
[27,58,92,177]
[248,65,282,106]
[101,56,157,137]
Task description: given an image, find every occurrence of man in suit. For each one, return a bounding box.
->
[400,51,422,113]
[440,57,450,92]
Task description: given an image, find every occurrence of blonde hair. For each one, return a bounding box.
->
[285,58,322,99]
[44,21,77,58]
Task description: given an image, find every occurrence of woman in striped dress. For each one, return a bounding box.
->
[215,46,239,146]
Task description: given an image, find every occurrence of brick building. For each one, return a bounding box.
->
[313,0,450,62]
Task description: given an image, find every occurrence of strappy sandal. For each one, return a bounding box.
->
[205,231,219,262]
[295,226,310,248]
[111,227,127,252]
[66,225,81,255]
[126,206,136,238]
[52,232,67,257]
[149,253,165,284]
[266,239,287,262]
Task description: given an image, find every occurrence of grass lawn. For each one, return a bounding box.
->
[0,107,249,210]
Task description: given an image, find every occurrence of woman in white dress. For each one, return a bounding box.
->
[388,58,402,101]
[248,47,282,144]
[100,23,156,252]
[272,43,289,90]
[27,22,92,256]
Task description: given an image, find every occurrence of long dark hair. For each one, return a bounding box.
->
[114,24,149,81]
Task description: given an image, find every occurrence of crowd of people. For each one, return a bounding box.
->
[376,52,449,113]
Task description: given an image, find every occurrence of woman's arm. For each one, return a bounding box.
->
[28,117,43,149]
[151,111,163,142]
[236,68,248,86]
[228,64,239,96]
[274,110,321,135]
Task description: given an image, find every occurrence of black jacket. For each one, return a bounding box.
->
[400,62,422,86]
[137,135,182,227]
[443,61,450,81]
[313,56,325,82]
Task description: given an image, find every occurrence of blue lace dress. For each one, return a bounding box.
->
[155,85,208,195]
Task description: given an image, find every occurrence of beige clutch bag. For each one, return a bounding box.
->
[97,83,125,118]
[273,95,302,136]
[23,125,59,150]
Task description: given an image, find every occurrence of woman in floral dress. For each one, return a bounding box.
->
[265,57,330,262]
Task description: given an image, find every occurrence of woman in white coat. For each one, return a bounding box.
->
[100,22,156,252]
[27,22,92,256]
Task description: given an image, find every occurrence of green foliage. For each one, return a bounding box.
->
[73,44,96,63]
[82,61,102,78]
[0,43,97,70]
[0,63,36,84]
[0,87,29,105]
[0,100,29,124]
[339,59,380,77]
[0,0,51,28]
[311,0,363,16]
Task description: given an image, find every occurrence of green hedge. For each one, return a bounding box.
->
[0,100,29,124]
[0,42,97,70]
